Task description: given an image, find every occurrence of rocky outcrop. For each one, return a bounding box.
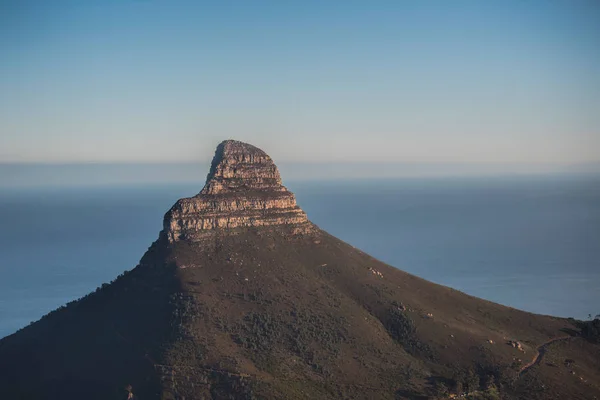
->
[163,140,313,242]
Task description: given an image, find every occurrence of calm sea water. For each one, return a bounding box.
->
[1,175,599,339]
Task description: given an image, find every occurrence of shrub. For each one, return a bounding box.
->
[580,318,600,342]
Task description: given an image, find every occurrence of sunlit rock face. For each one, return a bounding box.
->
[163,140,313,242]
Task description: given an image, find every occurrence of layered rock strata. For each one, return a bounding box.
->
[163,140,313,242]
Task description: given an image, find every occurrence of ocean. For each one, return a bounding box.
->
[1,174,599,339]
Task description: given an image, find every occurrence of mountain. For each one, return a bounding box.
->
[1,140,598,400]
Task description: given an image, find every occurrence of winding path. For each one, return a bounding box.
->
[518,335,571,377]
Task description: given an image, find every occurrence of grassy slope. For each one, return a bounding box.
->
[0,227,598,399]
[163,228,600,399]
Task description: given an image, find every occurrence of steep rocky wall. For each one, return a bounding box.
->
[163,140,313,242]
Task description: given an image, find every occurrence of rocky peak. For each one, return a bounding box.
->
[163,140,313,242]
[201,140,283,195]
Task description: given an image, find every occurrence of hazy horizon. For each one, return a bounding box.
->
[1,161,599,189]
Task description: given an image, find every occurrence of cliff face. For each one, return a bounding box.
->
[163,140,313,242]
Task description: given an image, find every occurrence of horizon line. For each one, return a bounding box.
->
[1,160,599,167]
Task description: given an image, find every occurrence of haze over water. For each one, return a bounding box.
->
[1,167,598,339]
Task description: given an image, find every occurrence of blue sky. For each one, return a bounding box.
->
[1,0,599,165]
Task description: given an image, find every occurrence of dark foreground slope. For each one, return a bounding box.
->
[1,141,599,400]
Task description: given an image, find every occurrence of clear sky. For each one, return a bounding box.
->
[1,0,599,165]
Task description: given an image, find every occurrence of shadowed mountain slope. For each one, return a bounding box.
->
[1,140,598,400]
